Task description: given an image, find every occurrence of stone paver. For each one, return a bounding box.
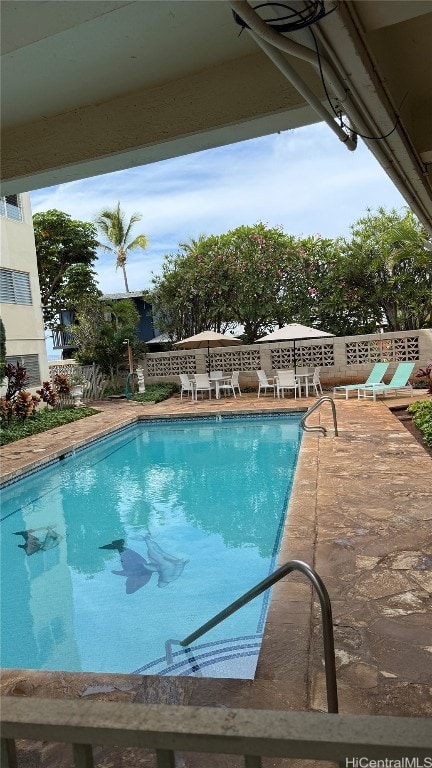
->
[1,390,431,765]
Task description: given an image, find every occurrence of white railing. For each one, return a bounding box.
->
[2,698,431,768]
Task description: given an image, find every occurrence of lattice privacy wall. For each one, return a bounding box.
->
[345,336,419,365]
[271,343,335,370]
[49,363,106,400]
[210,349,260,372]
[146,354,197,377]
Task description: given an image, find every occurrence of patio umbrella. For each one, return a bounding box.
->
[256,323,334,374]
[175,330,241,373]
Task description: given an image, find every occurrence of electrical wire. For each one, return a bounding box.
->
[308,26,401,141]
[233,1,401,142]
[232,1,335,32]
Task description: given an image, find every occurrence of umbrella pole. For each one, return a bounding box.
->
[293,340,297,374]
[207,341,210,374]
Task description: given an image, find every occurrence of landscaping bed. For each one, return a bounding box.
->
[0,406,99,446]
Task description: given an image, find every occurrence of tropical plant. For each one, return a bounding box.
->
[415,361,432,394]
[95,202,148,292]
[4,362,29,401]
[33,209,99,328]
[13,390,39,421]
[36,381,57,407]
[53,373,71,396]
[72,298,141,387]
[407,400,432,447]
[344,207,432,331]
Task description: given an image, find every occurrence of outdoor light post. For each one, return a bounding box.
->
[123,338,134,374]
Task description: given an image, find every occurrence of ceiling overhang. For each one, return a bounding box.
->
[1,1,431,232]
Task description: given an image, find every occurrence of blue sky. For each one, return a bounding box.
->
[31,121,407,356]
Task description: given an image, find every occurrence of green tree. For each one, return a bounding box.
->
[72,298,141,386]
[33,209,99,328]
[345,207,432,331]
[147,234,234,341]
[95,202,148,293]
[297,235,379,336]
[148,224,310,344]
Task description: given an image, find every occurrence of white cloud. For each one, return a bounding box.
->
[31,122,407,296]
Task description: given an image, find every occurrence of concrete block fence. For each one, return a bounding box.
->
[139,328,432,389]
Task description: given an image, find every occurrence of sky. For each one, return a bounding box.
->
[30,121,407,357]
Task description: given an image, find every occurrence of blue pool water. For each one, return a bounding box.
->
[0,414,301,678]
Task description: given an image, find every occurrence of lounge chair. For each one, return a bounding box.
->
[357,361,415,401]
[333,363,389,399]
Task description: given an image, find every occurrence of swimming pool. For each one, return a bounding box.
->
[0,414,302,678]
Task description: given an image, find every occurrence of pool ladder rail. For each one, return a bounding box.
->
[166,559,338,714]
[301,396,338,436]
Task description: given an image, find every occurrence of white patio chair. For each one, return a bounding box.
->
[311,367,323,397]
[276,370,300,399]
[179,373,194,399]
[194,373,215,400]
[209,370,223,380]
[217,371,242,399]
[256,370,275,397]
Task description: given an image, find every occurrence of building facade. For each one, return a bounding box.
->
[0,193,49,391]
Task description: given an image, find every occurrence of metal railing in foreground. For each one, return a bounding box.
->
[2,697,431,768]
[301,396,339,436]
[166,560,338,714]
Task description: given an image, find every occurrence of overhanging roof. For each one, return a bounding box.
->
[1,1,431,232]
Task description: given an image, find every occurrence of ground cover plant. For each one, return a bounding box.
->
[407,400,432,448]
[132,382,177,403]
[0,406,99,446]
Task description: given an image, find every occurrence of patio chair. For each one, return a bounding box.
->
[276,370,300,399]
[357,361,415,401]
[256,369,275,397]
[179,373,194,400]
[218,371,242,399]
[209,370,223,380]
[333,362,389,399]
[311,367,323,397]
[194,373,215,400]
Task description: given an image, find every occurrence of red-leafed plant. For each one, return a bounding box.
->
[36,380,57,407]
[53,373,71,396]
[13,391,40,421]
[4,361,30,401]
[0,397,14,425]
[415,361,432,394]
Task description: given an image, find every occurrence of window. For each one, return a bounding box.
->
[0,269,32,304]
[5,354,41,387]
[0,194,23,222]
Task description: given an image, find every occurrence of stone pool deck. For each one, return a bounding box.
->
[1,391,431,766]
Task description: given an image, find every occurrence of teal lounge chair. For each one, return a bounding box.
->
[333,362,389,399]
[357,361,415,401]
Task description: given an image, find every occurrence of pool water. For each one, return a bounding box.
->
[0,414,301,678]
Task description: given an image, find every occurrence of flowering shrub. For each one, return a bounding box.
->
[36,381,57,407]
[407,400,432,448]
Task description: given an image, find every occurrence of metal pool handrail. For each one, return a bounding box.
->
[165,559,339,714]
[301,396,338,436]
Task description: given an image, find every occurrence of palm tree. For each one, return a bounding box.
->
[95,202,148,292]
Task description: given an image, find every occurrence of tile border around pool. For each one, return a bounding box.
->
[0,404,319,712]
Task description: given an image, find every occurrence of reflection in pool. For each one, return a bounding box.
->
[0,414,301,678]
